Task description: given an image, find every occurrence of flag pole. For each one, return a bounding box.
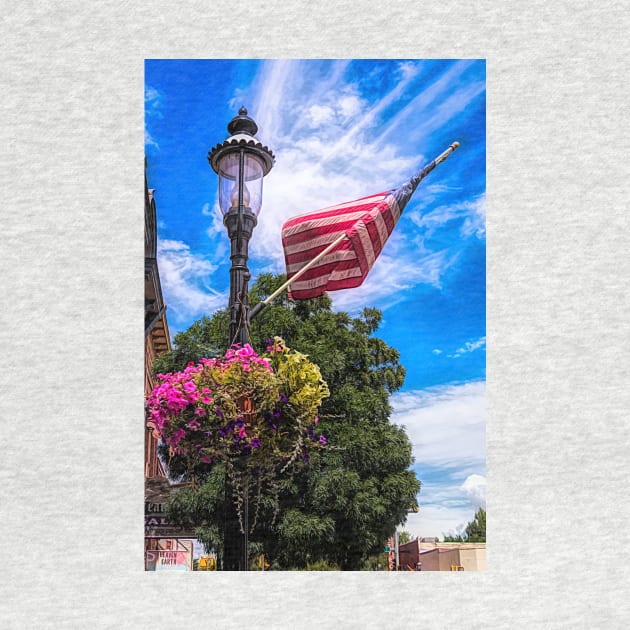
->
[435,141,459,165]
[249,141,460,322]
[249,232,348,321]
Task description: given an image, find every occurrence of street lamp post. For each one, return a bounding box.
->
[208,107,274,570]
[209,107,275,347]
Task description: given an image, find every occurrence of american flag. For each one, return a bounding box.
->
[281,143,459,300]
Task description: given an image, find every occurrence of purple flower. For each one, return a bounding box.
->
[251,437,261,449]
[279,393,288,404]
[319,435,327,446]
[215,408,224,419]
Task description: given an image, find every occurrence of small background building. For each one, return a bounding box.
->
[398,538,486,571]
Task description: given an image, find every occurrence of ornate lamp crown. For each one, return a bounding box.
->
[208,106,275,176]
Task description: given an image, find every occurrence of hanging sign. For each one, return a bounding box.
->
[146,549,191,571]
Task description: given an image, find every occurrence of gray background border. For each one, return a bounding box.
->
[2,1,629,628]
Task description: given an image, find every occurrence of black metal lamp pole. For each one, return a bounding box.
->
[208,107,274,569]
[209,107,275,347]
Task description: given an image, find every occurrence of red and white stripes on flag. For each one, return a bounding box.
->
[281,190,402,300]
[280,143,459,301]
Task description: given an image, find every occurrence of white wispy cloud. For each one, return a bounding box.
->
[461,474,486,509]
[374,60,476,146]
[407,80,486,146]
[404,505,476,540]
[391,381,485,469]
[145,130,159,150]
[306,104,336,127]
[145,85,163,116]
[448,336,486,358]
[408,193,486,240]
[157,239,227,328]
[330,246,457,313]
[391,381,486,538]
[145,85,163,150]
[460,194,486,239]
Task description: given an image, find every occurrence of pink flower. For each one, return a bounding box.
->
[251,357,272,372]
[183,381,197,393]
[169,427,187,446]
[238,344,256,358]
[200,455,212,464]
[195,406,206,417]
[201,394,212,405]
[166,389,187,413]
[237,426,247,439]
[314,416,319,426]
[186,419,201,431]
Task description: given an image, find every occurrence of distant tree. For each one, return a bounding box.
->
[442,508,486,543]
[154,273,420,570]
[465,508,486,542]
[398,531,413,544]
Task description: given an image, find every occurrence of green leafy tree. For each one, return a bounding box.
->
[465,508,486,542]
[442,508,486,543]
[154,273,420,570]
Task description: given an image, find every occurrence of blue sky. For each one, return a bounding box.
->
[145,59,486,540]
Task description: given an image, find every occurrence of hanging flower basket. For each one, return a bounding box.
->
[146,337,329,474]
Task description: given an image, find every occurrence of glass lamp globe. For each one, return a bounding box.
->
[216,151,265,216]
